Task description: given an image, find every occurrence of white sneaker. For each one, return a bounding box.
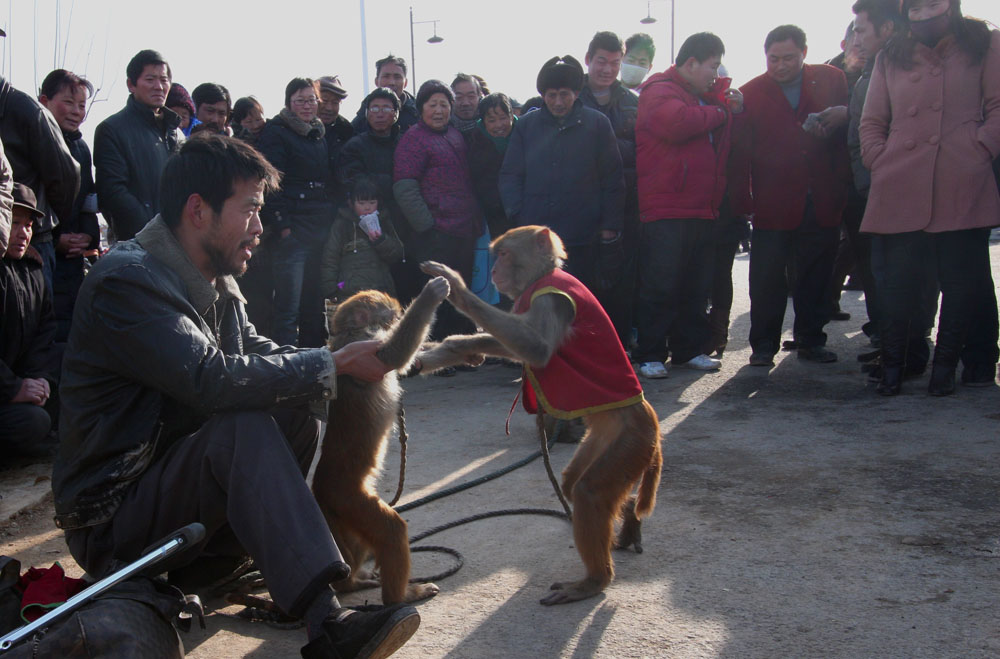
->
[638,361,669,379]
[674,354,722,371]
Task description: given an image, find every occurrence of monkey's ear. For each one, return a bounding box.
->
[535,227,553,251]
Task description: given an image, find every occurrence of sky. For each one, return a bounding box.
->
[2,0,998,148]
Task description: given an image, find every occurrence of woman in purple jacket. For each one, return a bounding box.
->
[393,80,482,349]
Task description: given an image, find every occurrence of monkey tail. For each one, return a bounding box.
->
[633,443,662,519]
[633,400,662,519]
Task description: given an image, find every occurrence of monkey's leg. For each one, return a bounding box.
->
[613,495,644,554]
[541,426,651,606]
[340,492,439,604]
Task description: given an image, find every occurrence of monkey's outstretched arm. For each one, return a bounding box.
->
[417,333,513,372]
[421,261,573,368]
[375,276,449,370]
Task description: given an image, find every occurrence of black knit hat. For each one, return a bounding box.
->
[415,79,454,114]
[536,55,584,94]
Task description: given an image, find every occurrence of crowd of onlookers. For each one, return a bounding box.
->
[1,0,999,459]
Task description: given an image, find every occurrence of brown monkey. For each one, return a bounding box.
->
[418,226,663,606]
[311,276,449,604]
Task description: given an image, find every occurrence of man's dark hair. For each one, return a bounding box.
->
[160,135,280,229]
[851,0,902,31]
[675,32,726,65]
[232,96,264,126]
[39,69,94,100]
[451,73,481,93]
[625,33,656,64]
[478,92,512,120]
[415,79,454,114]
[764,25,807,52]
[126,49,171,85]
[587,31,624,58]
[349,175,380,204]
[375,54,408,78]
[192,82,232,112]
[365,87,400,112]
[284,78,316,109]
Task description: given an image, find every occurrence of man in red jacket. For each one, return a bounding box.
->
[633,32,741,379]
[730,25,850,366]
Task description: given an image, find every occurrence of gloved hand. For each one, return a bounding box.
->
[596,233,625,290]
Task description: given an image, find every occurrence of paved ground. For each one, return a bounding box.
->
[2,240,998,658]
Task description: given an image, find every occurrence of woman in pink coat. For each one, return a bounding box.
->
[860,0,1000,396]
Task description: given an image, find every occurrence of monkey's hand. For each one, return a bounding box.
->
[423,275,451,303]
[420,261,471,310]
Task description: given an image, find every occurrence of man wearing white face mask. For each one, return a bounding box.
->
[622,33,656,91]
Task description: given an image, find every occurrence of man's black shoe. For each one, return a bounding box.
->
[830,309,851,321]
[928,365,956,397]
[798,347,838,363]
[961,362,998,388]
[301,603,420,659]
[857,349,881,363]
[866,362,925,383]
[749,351,775,367]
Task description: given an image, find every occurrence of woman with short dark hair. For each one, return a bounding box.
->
[393,80,482,354]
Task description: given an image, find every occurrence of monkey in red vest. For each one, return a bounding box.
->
[418,225,662,606]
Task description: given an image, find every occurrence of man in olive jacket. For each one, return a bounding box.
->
[94,49,181,241]
[53,136,421,658]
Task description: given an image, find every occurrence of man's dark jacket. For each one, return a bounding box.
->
[499,99,625,246]
[55,131,99,248]
[0,247,59,401]
[52,217,336,531]
[324,115,355,205]
[848,59,875,197]
[579,77,639,191]
[255,112,334,237]
[465,122,512,238]
[94,95,182,241]
[351,91,419,135]
[0,76,80,234]
[337,126,400,204]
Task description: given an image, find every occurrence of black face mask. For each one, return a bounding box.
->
[909,12,952,47]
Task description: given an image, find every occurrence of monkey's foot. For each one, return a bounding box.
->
[403,582,440,603]
[334,571,381,593]
[540,577,606,606]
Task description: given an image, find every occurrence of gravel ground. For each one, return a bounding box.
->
[2,243,998,658]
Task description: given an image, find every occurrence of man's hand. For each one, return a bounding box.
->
[57,232,91,258]
[724,88,744,114]
[806,106,848,138]
[11,378,50,406]
[331,339,392,382]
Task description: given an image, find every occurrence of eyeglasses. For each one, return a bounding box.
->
[292,97,319,106]
[367,106,397,114]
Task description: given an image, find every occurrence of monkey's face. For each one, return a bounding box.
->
[490,247,519,299]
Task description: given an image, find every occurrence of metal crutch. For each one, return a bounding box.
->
[0,522,205,652]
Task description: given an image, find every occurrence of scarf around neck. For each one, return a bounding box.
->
[278,107,325,138]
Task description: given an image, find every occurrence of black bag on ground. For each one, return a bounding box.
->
[2,576,186,659]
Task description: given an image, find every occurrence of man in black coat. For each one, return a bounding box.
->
[53,136,420,658]
[0,184,59,456]
[94,49,181,241]
[499,55,625,297]
[0,73,81,294]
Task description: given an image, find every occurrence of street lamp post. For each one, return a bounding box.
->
[639,0,676,64]
[409,6,443,95]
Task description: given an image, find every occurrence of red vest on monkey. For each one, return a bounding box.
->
[514,269,644,419]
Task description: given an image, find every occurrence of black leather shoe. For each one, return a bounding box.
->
[928,365,956,396]
[749,351,775,367]
[875,366,902,396]
[961,362,998,388]
[798,346,838,363]
[301,603,420,659]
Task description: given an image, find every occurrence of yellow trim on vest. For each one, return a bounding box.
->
[529,286,577,314]
[524,365,646,420]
